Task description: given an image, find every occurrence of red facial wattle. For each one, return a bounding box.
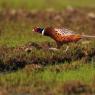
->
[33,27,44,34]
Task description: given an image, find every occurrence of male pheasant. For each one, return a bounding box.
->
[33,27,95,50]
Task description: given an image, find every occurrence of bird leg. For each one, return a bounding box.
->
[48,47,58,51]
[57,42,69,52]
[48,42,69,51]
[56,42,69,52]
[56,42,63,49]
[48,42,62,51]
[65,46,69,52]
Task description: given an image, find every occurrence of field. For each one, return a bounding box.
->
[0,0,95,95]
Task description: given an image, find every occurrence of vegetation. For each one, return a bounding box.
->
[0,0,95,9]
[0,62,95,95]
[0,0,95,95]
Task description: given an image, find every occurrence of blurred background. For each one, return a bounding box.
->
[0,0,95,9]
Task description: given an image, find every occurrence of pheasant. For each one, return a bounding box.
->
[33,27,95,51]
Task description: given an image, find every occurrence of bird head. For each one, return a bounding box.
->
[33,27,44,35]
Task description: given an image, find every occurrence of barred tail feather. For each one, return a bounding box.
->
[81,35,95,38]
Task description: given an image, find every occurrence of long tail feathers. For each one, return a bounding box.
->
[81,35,95,38]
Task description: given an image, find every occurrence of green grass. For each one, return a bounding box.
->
[0,21,52,47]
[0,62,94,86]
[0,0,95,10]
[0,62,94,94]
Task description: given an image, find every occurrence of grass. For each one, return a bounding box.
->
[0,62,95,94]
[0,63,93,85]
[0,20,52,47]
[0,0,95,94]
[0,0,95,10]
[40,64,94,82]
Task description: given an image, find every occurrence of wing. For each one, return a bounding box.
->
[54,28,77,36]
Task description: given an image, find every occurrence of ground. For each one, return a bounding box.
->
[0,0,95,95]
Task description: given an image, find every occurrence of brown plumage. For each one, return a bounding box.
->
[33,27,95,49]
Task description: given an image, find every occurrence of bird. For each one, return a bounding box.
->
[33,27,95,51]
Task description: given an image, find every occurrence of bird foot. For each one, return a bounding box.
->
[49,47,59,51]
[65,46,69,52]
